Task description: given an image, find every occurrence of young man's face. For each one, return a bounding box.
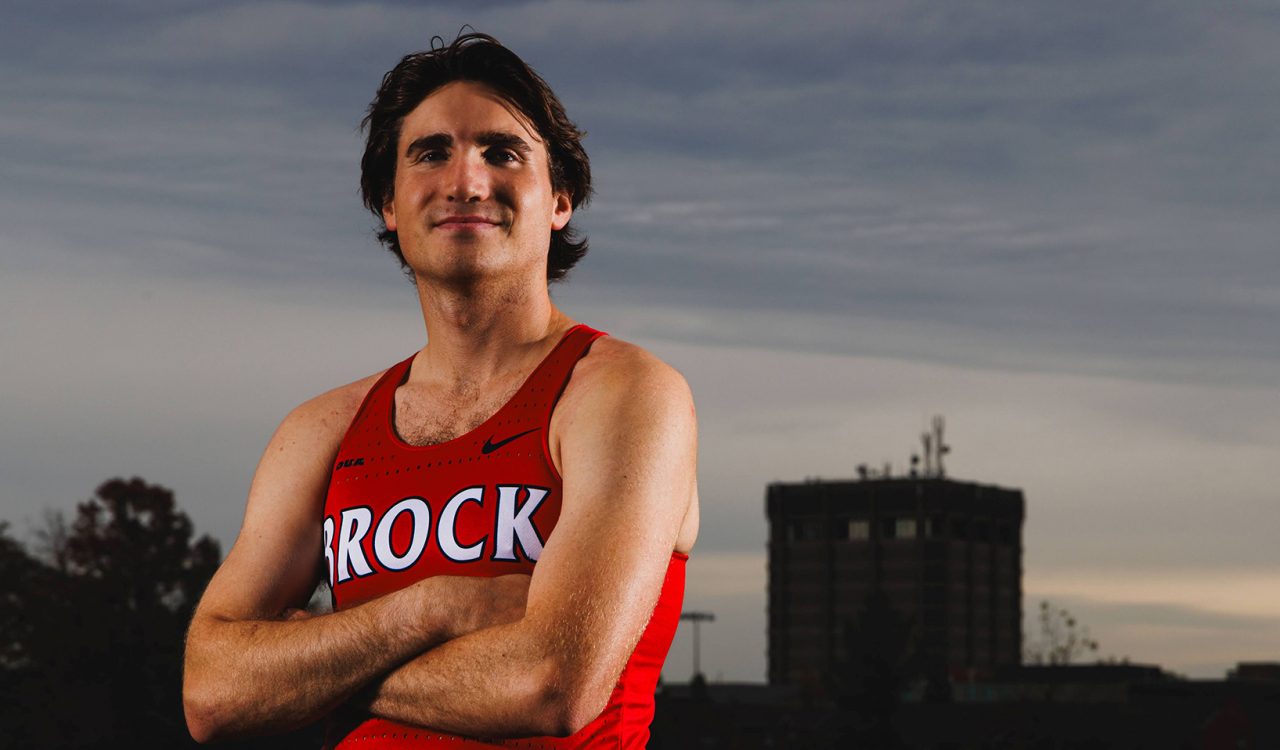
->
[383,80,572,284]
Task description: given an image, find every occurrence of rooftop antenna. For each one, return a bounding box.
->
[919,415,951,477]
[933,415,950,477]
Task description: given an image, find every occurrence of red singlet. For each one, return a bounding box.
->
[321,324,687,749]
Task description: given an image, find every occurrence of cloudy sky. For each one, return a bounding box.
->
[3,0,1277,683]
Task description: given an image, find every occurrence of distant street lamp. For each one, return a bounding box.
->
[679,611,715,679]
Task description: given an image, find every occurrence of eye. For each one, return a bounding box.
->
[486,148,519,164]
[411,149,446,164]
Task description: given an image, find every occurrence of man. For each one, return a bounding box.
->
[182,33,699,748]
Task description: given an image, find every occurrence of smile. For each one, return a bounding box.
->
[435,216,502,230]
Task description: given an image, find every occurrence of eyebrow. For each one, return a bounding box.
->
[479,130,536,155]
[404,133,451,160]
[404,131,536,159]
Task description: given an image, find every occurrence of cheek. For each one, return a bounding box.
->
[515,179,555,214]
[496,186,540,220]
[395,174,425,204]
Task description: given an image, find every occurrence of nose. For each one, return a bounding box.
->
[445,148,490,203]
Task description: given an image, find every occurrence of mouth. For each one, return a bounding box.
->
[435,216,502,230]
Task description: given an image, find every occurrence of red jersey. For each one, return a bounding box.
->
[321,324,687,748]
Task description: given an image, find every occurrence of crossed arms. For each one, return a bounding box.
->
[182,346,696,742]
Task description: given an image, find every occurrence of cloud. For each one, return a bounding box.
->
[1027,568,1280,623]
[6,0,1278,385]
[4,0,1280,684]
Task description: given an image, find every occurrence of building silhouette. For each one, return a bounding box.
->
[766,475,1026,690]
[649,420,1280,748]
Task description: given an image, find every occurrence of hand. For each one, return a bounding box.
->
[450,574,530,639]
[481,574,531,629]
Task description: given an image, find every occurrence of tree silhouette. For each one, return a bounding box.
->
[61,477,222,615]
[1,478,221,749]
[1023,599,1101,666]
[1,478,336,749]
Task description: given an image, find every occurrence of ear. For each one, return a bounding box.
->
[551,191,572,231]
[382,197,397,233]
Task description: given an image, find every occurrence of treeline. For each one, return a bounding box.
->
[0,477,321,749]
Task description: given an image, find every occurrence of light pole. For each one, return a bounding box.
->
[679,611,715,679]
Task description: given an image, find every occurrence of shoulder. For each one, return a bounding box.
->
[281,370,385,442]
[206,366,397,618]
[261,364,394,472]
[549,335,695,473]
[544,334,699,553]
[237,365,394,530]
[563,335,694,421]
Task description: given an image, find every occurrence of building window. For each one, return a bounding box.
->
[896,518,918,539]
[791,518,825,542]
[951,518,969,541]
[849,519,870,541]
[880,517,896,539]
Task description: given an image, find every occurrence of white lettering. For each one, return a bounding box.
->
[373,497,431,571]
[493,485,548,562]
[438,487,486,562]
[323,516,336,587]
[336,507,374,582]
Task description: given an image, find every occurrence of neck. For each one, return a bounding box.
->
[410,272,573,389]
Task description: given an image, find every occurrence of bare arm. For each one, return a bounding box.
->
[360,345,698,738]
[182,387,527,743]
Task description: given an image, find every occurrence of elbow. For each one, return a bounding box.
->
[186,718,217,745]
[183,665,237,744]
[549,698,604,739]
[183,686,221,744]
[537,669,612,738]
[183,623,245,743]
[516,623,620,737]
[183,626,219,743]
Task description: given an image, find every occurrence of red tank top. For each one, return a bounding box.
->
[321,324,687,749]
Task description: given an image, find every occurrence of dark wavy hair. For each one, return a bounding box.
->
[360,32,592,282]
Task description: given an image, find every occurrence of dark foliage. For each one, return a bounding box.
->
[0,477,322,749]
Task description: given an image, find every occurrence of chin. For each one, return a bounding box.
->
[412,257,527,287]
[404,239,545,287]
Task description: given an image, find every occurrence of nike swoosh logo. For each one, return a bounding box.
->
[482,428,540,455]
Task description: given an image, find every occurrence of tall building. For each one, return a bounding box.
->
[766,476,1025,688]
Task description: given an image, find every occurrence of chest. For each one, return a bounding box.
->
[325,377,564,609]
[392,379,525,447]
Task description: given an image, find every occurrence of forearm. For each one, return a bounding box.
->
[364,617,576,739]
[184,581,448,742]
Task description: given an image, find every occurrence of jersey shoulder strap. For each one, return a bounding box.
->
[336,323,607,451]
